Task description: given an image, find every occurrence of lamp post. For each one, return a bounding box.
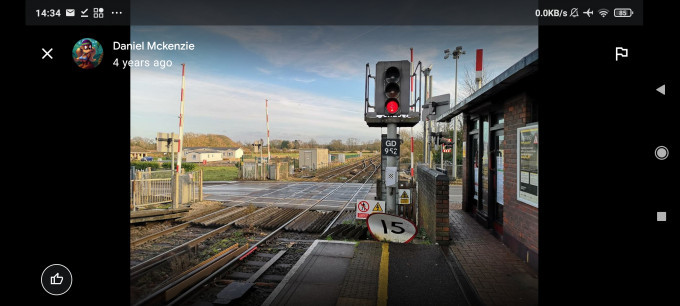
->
[444,46,465,180]
[422,66,432,166]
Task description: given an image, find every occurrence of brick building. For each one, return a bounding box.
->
[436,49,539,271]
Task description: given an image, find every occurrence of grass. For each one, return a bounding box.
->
[200,230,249,258]
[198,166,239,181]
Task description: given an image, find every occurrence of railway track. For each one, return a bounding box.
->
[131,157,381,306]
[312,156,380,182]
[209,157,380,210]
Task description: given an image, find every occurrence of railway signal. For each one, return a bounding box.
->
[375,60,411,116]
[441,137,453,153]
[441,137,453,146]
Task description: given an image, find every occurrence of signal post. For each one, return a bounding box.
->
[365,60,420,214]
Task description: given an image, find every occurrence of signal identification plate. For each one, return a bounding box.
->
[381,138,400,156]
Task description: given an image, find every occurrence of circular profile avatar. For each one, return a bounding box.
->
[72,38,103,69]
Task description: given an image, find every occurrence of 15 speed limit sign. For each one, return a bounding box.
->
[366,213,417,243]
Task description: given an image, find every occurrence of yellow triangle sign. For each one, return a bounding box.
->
[373,202,383,212]
[401,191,409,198]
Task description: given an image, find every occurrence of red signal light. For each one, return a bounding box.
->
[386,99,399,114]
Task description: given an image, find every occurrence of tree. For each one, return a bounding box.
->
[346,138,358,151]
[183,133,239,148]
[363,139,381,152]
[281,140,290,150]
[131,137,155,150]
[328,139,344,151]
[399,129,425,164]
[269,139,283,152]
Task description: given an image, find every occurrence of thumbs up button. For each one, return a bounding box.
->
[41,264,72,296]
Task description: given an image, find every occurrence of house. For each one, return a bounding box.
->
[130,152,150,160]
[186,150,223,163]
[183,147,244,161]
[223,147,244,160]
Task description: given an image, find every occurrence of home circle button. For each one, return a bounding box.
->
[655,146,669,160]
[41,264,73,296]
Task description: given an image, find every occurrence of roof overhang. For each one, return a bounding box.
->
[437,49,538,122]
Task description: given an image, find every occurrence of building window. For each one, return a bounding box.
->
[471,118,479,133]
[530,99,538,123]
[491,112,504,126]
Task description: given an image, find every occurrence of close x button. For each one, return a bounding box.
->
[41,48,53,60]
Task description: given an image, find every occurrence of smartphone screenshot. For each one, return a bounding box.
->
[25,0,673,305]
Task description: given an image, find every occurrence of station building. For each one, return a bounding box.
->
[437,49,539,271]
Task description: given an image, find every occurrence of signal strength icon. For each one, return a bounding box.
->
[598,8,609,17]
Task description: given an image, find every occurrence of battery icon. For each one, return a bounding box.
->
[613,8,633,17]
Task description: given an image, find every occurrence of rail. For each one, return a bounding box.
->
[134,156,380,306]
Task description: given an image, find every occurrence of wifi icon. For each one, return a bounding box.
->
[598,8,609,17]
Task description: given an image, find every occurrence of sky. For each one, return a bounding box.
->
[130,26,537,145]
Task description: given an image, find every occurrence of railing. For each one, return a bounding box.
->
[130,169,202,211]
[130,178,173,209]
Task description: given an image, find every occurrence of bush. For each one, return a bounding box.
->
[160,162,197,171]
[130,161,162,170]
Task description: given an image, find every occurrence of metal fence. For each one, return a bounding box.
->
[240,162,267,180]
[132,169,173,180]
[240,162,290,180]
[130,169,202,211]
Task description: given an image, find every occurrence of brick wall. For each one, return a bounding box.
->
[502,93,539,271]
[416,164,450,245]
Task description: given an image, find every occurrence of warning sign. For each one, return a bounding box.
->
[398,189,411,205]
[358,201,369,212]
[356,200,385,219]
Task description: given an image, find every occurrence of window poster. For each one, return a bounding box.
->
[517,125,538,207]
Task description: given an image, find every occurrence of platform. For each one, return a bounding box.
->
[263,240,480,306]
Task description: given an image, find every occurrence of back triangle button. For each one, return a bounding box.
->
[657,84,665,95]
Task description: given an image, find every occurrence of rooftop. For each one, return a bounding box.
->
[437,48,538,122]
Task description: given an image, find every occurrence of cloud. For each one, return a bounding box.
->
[293,77,315,83]
[131,68,371,143]
[201,26,389,80]
[256,67,273,75]
[130,25,537,143]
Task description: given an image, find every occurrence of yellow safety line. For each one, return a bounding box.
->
[378,242,389,306]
